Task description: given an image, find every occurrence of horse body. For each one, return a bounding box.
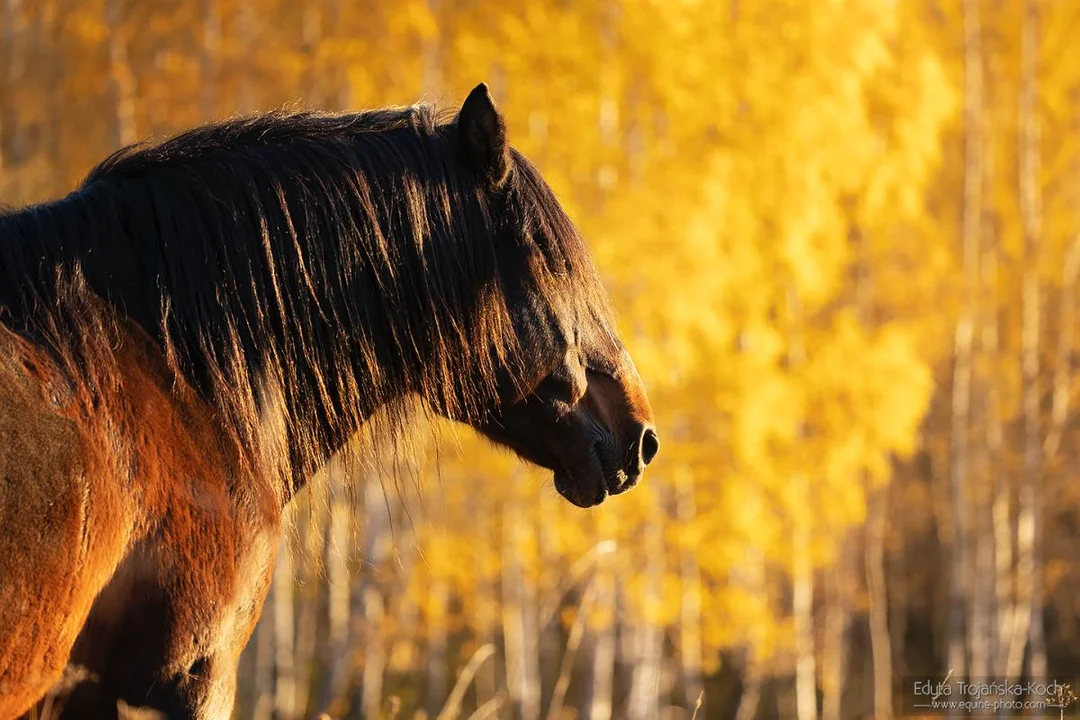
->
[1,318,279,717]
[0,84,656,717]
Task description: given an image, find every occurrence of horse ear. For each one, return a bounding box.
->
[457,82,510,189]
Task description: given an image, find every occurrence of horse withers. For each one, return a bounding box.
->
[0,83,657,718]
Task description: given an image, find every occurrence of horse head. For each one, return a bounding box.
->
[450,84,658,507]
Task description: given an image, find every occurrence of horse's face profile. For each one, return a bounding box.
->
[454,84,658,507]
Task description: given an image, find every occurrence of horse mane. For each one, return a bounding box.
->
[0,103,615,493]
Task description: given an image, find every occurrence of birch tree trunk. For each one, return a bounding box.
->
[427,564,449,714]
[982,216,1016,679]
[472,489,500,711]
[676,469,704,714]
[314,464,351,714]
[788,288,816,720]
[40,0,60,173]
[198,0,219,121]
[1043,236,1080,464]
[253,579,276,720]
[236,0,257,112]
[866,487,892,720]
[587,575,616,720]
[1014,0,1047,682]
[502,494,541,720]
[969,75,998,680]
[349,478,391,720]
[588,516,618,720]
[293,511,319,714]
[0,0,23,171]
[821,550,848,720]
[538,489,562,713]
[105,0,137,148]
[948,0,984,690]
[273,536,297,720]
[627,485,665,720]
[299,1,322,108]
[792,530,817,720]
[733,545,765,720]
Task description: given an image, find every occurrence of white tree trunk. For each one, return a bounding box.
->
[502,496,541,720]
[105,0,137,148]
[1014,0,1047,681]
[948,0,984,692]
[272,536,297,720]
[676,469,704,714]
[198,0,219,120]
[866,488,892,720]
[793,533,817,720]
[628,486,665,720]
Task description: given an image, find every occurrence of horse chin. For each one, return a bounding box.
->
[553,468,607,508]
[551,425,641,508]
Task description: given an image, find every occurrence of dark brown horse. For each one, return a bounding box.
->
[0,84,657,718]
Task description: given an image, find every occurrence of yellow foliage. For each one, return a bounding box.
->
[20,0,1080,706]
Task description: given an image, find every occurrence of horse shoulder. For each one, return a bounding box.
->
[0,326,132,717]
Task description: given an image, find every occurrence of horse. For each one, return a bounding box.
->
[0,83,658,718]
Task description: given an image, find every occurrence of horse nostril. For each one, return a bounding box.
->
[640,428,659,466]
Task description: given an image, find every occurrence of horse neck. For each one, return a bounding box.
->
[0,191,152,332]
[1,162,489,503]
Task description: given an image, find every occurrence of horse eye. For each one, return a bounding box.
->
[535,369,584,407]
[535,375,573,403]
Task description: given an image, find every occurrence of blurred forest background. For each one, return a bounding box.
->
[4,0,1080,718]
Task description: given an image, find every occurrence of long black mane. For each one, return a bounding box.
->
[0,104,614,489]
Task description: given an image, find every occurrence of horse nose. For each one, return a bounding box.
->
[640,427,659,467]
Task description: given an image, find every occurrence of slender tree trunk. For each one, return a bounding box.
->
[793,531,817,720]
[1015,0,1047,682]
[866,486,893,720]
[1041,234,1075,464]
[546,580,599,720]
[970,101,999,681]
[472,490,499,711]
[39,0,60,177]
[299,1,322,107]
[970,376,994,683]
[0,0,23,171]
[948,0,984,690]
[350,478,391,720]
[198,0,219,121]
[676,469,704,714]
[422,0,443,98]
[1043,234,1080,463]
[253,573,277,720]
[628,486,665,720]
[273,536,297,720]
[502,495,541,720]
[538,489,562,715]
[980,212,1015,682]
[315,464,351,714]
[889,528,908,685]
[587,577,616,720]
[821,549,848,720]
[105,0,136,148]
[588,515,618,720]
[327,0,351,110]
[734,545,766,720]
[787,287,816,720]
[427,568,449,714]
[236,0,257,112]
[293,509,320,715]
